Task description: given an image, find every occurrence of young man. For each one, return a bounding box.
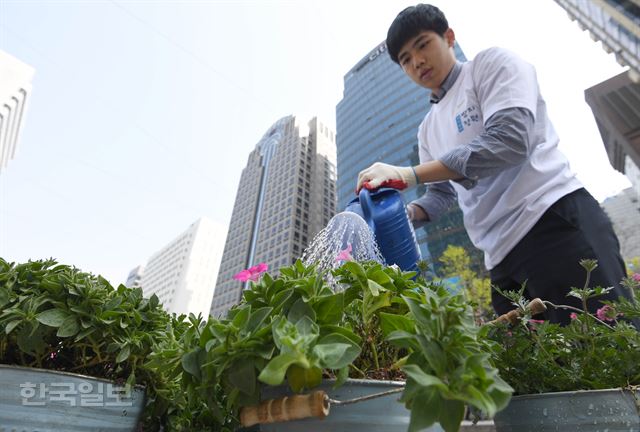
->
[356,3,630,324]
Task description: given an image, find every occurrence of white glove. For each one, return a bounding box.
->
[356,162,418,192]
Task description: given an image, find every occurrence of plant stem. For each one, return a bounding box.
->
[370,339,380,370]
[543,301,614,330]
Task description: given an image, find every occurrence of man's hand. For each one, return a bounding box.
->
[356,162,418,193]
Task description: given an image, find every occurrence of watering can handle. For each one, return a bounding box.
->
[358,188,376,233]
[239,390,329,427]
[488,298,547,325]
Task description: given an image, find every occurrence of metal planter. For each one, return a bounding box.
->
[494,388,640,432]
[0,364,145,432]
[257,379,444,432]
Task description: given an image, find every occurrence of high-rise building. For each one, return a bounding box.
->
[125,265,144,289]
[335,41,484,276]
[553,0,639,82]
[585,72,640,175]
[137,217,226,317]
[0,50,35,173]
[602,187,640,260]
[553,0,640,178]
[210,116,337,318]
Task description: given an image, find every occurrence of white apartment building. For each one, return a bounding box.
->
[136,217,227,317]
[0,50,35,172]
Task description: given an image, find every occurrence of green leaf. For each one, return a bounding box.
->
[231,305,250,328]
[0,287,9,308]
[258,352,303,386]
[36,308,68,327]
[368,268,393,287]
[246,307,273,333]
[402,296,431,327]
[228,360,256,396]
[417,336,447,376]
[313,293,343,324]
[367,279,383,296]
[402,364,447,391]
[363,291,392,322]
[438,398,465,432]
[286,364,322,393]
[407,389,441,432]
[56,316,80,337]
[116,345,131,363]
[181,347,203,379]
[379,312,415,337]
[315,333,361,369]
[288,298,316,323]
[5,320,22,335]
[335,366,349,389]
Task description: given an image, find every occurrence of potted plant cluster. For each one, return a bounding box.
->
[7,254,637,432]
[0,258,174,431]
[488,259,640,431]
[148,259,513,431]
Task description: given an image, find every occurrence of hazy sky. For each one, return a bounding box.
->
[0,0,630,285]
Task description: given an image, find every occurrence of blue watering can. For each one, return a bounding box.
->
[345,188,422,273]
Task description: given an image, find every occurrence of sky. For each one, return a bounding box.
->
[0,0,631,286]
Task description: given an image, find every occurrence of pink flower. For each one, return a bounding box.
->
[233,263,268,282]
[335,244,353,262]
[528,319,545,325]
[570,312,578,320]
[632,273,640,282]
[596,305,620,322]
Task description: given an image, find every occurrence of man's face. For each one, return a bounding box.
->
[397,29,456,91]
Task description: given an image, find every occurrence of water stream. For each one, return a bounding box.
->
[302,211,384,289]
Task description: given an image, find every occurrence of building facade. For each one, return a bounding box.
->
[136,217,226,317]
[553,0,640,178]
[585,72,640,175]
[0,50,35,173]
[602,187,640,261]
[553,0,639,82]
[335,41,485,276]
[209,116,337,318]
[125,265,145,289]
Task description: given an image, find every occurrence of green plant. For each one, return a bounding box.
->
[488,260,640,395]
[152,260,512,431]
[0,258,177,427]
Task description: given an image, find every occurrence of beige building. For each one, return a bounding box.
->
[0,50,35,172]
[133,217,227,318]
[210,115,337,318]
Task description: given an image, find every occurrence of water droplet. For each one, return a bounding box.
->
[543,408,548,416]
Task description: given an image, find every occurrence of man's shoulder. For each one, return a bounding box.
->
[471,47,520,68]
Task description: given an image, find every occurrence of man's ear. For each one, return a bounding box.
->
[445,28,455,48]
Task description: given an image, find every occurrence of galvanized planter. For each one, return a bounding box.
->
[0,364,145,432]
[494,388,640,432]
[257,379,444,432]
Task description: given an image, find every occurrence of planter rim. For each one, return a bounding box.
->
[317,378,405,387]
[510,387,636,401]
[0,363,145,390]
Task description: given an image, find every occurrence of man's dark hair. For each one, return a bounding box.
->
[386,4,449,64]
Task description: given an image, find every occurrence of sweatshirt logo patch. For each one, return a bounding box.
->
[455,106,480,132]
